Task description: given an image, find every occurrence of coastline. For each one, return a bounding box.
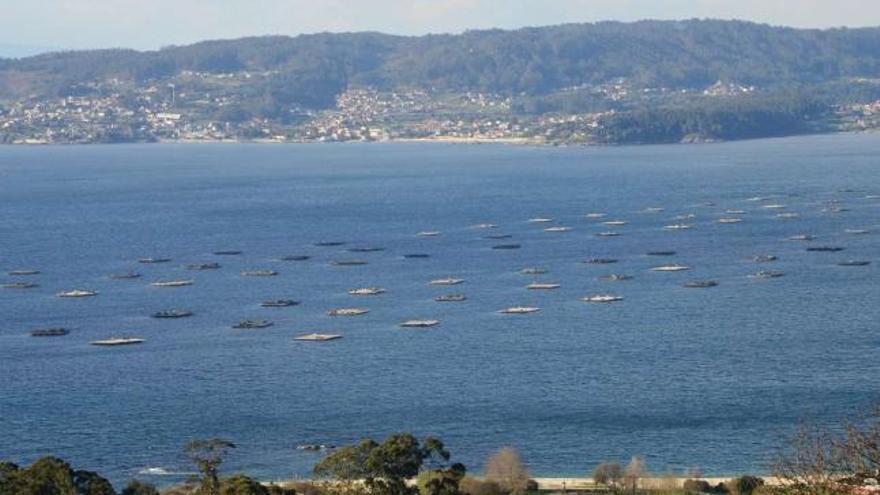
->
[264,476,784,491]
[5,128,878,148]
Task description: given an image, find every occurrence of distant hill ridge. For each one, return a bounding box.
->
[2,19,880,107]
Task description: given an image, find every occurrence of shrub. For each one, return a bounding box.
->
[459,477,505,495]
[121,480,159,495]
[726,476,764,495]
[683,479,713,493]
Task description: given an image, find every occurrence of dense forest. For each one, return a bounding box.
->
[3,20,880,108]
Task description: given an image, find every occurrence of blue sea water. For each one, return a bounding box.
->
[0,134,879,486]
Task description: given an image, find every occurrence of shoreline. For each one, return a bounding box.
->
[4,128,878,148]
[264,476,784,491]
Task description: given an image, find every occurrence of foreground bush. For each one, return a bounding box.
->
[458,477,505,495]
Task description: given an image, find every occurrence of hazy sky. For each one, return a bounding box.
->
[2,0,880,51]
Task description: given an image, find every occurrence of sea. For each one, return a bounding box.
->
[1,133,878,486]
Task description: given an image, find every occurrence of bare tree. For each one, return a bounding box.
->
[623,456,647,495]
[593,462,623,488]
[484,447,529,495]
[836,406,880,483]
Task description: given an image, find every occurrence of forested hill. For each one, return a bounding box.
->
[3,19,880,107]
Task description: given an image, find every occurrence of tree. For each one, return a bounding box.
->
[120,480,159,495]
[314,439,377,480]
[73,470,116,495]
[0,462,22,495]
[184,438,237,495]
[484,448,529,495]
[218,475,269,495]
[17,456,77,495]
[593,462,623,488]
[315,434,465,495]
[623,457,646,495]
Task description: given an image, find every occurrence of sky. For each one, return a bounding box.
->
[1,0,879,52]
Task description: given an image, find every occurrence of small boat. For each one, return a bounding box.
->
[327,308,369,317]
[294,333,342,342]
[498,306,540,314]
[213,250,242,255]
[584,258,618,264]
[90,337,145,346]
[430,278,464,286]
[417,231,442,237]
[403,253,431,259]
[789,234,815,241]
[399,319,440,328]
[750,270,785,279]
[528,218,554,223]
[526,282,560,290]
[8,269,40,276]
[472,223,498,229]
[664,224,693,230]
[347,247,385,253]
[717,218,743,224]
[3,281,38,289]
[583,295,624,303]
[30,328,69,337]
[753,255,778,263]
[233,319,273,329]
[314,241,346,247]
[261,299,300,307]
[331,260,368,266]
[651,264,691,272]
[348,287,386,296]
[844,229,871,235]
[138,257,171,264]
[595,231,621,238]
[484,234,513,240]
[806,246,845,252]
[110,272,141,280]
[57,289,98,298]
[598,274,632,282]
[603,220,628,226]
[151,309,193,319]
[684,280,719,288]
[520,267,547,275]
[838,260,871,267]
[185,262,220,270]
[241,270,278,277]
[280,255,310,261]
[492,244,521,250]
[585,213,607,219]
[647,251,676,256]
[762,204,787,209]
[435,294,467,302]
[544,226,572,232]
[150,280,194,287]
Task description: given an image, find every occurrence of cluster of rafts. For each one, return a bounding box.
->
[4,193,877,346]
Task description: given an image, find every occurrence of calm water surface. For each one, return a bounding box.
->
[1,134,879,484]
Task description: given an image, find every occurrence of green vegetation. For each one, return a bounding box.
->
[596,94,829,144]
[4,406,880,495]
